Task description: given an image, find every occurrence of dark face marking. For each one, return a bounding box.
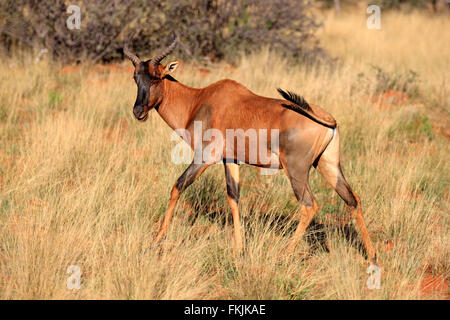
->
[133,61,152,121]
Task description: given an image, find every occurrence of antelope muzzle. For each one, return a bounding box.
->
[133,83,150,121]
[133,105,148,121]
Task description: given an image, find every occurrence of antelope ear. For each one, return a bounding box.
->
[164,60,179,74]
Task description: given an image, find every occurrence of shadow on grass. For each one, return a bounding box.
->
[182,193,368,260]
[178,168,368,259]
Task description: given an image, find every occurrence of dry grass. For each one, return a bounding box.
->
[0,9,448,299]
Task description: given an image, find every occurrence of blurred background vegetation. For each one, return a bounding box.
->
[1,0,448,64]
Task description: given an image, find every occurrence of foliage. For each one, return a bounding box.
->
[357,65,420,96]
[0,0,326,64]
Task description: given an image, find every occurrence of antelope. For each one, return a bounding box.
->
[123,35,377,264]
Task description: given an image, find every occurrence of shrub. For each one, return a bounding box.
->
[0,0,327,64]
[357,65,420,97]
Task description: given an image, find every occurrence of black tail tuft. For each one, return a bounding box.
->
[277,88,311,112]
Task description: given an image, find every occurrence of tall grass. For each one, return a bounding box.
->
[0,9,448,299]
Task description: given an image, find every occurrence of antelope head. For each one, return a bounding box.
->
[124,34,179,121]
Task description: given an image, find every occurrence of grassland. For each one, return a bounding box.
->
[0,9,448,299]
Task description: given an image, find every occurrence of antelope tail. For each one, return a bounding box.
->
[277,88,337,128]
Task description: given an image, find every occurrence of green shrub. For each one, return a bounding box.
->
[389,113,434,142]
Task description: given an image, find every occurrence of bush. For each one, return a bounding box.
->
[0,0,327,64]
[357,65,420,97]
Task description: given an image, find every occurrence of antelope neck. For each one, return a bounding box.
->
[156,78,200,131]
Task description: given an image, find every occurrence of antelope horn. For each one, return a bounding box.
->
[151,33,178,66]
[123,33,141,66]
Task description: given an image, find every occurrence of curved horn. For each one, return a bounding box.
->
[123,33,141,66]
[151,34,178,66]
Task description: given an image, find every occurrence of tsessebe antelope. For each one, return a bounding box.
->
[123,35,377,263]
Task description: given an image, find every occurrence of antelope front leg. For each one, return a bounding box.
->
[155,162,209,243]
[224,161,243,253]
